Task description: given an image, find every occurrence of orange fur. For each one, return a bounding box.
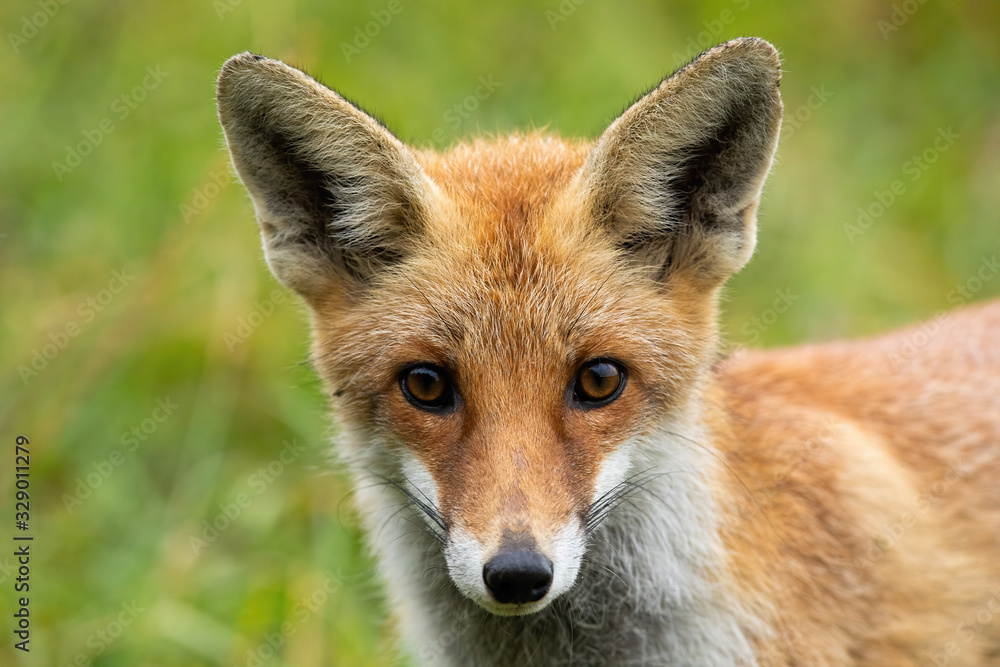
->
[307,132,1000,663]
[218,39,1000,665]
[717,301,1000,664]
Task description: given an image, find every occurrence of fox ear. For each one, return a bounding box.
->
[217,53,434,299]
[580,38,782,287]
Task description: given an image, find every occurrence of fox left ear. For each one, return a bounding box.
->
[580,38,782,287]
[217,53,435,301]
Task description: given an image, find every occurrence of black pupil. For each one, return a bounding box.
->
[581,362,620,400]
[407,367,445,403]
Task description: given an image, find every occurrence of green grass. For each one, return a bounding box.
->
[1,1,998,665]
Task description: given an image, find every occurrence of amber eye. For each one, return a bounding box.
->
[573,359,626,406]
[400,365,454,411]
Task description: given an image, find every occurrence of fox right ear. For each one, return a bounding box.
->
[217,53,435,299]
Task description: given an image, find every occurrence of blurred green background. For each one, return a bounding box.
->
[1,1,998,665]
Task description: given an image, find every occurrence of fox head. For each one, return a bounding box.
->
[218,39,781,616]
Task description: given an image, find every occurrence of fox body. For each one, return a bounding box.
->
[217,39,1000,665]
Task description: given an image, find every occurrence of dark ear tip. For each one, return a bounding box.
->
[722,36,779,54]
[673,38,781,93]
[218,51,274,86]
[713,37,781,75]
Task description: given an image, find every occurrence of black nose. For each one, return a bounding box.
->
[483,549,553,604]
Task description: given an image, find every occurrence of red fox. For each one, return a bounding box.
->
[217,38,1000,665]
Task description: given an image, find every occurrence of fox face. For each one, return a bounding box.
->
[307,167,718,613]
[218,39,781,617]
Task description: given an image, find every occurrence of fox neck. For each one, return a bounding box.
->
[343,377,759,666]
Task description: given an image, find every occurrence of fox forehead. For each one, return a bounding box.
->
[417,133,589,240]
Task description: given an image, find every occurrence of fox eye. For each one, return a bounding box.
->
[573,359,626,407]
[401,365,454,412]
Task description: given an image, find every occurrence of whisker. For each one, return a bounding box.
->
[661,428,778,536]
[367,470,450,543]
[584,468,669,534]
[592,561,629,591]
